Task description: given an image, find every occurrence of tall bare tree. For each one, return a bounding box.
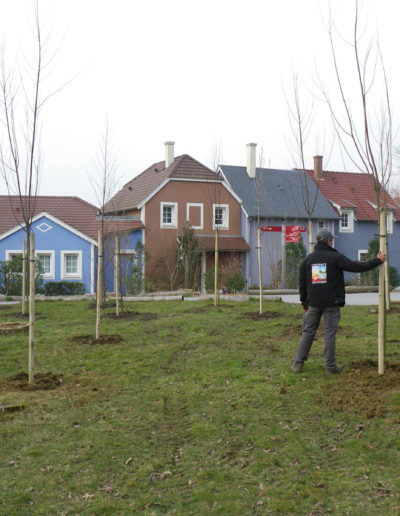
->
[88,118,121,327]
[0,1,60,382]
[319,0,393,374]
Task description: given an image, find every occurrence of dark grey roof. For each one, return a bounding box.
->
[220,165,339,220]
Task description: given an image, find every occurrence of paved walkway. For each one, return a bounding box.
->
[272,292,400,306]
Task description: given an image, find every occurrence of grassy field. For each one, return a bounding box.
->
[1,298,400,515]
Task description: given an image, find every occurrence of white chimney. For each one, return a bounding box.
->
[246,142,257,178]
[313,155,323,180]
[164,141,175,168]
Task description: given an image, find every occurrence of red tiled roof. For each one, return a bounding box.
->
[0,196,144,241]
[197,235,250,252]
[104,154,221,214]
[305,170,400,221]
[0,196,95,240]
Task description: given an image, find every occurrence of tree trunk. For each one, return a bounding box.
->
[214,229,219,306]
[378,212,387,375]
[257,228,263,314]
[115,234,120,317]
[308,218,313,253]
[28,233,35,384]
[22,240,27,316]
[96,229,103,340]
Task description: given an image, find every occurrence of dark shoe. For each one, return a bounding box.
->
[291,361,304,373]
[325,366,343,374]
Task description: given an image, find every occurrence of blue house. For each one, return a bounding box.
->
[0,196,144,295]
[0,196,101,294]
[219,145,339,288]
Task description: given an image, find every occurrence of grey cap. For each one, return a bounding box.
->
[316,229,336,243]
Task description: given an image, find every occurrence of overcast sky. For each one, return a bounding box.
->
[0,0,399,206]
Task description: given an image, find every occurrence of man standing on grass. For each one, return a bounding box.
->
[292,229,386,374]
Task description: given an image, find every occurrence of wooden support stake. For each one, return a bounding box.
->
[96,229,103,340]
[258,228,263,314]
[115,234,120,317]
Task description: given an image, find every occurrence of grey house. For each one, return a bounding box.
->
[219,144,339,288]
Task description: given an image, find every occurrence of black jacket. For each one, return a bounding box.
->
[299,242,382,308]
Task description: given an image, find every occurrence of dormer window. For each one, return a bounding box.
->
[339,209,354,233]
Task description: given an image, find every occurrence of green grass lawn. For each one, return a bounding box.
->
[1,298,400,515]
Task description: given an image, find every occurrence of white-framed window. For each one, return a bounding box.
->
[386,212,393,234]
[36,251,55,279]
[358,249,368,262]
[318,220,325,230]
[160,202,178,228]
[5,250,22,261]
[61,251,82,279]
[186,203,203,229]
[339,210,354,233]
[212,204,229,230]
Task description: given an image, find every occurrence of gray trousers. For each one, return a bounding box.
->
[293,306,341,369]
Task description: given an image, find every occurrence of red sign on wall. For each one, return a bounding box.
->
[260,226,281,232]
[285,225,306,243]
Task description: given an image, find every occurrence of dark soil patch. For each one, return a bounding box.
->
[87,301,116,310]
[243,311,283,320]
[68,334,124,345]
[104,311,158,321]
[0,372,63,391]
[317,360,400,418]
[3,312,45,320]
[388,307,400,314]
[0,305,15,310]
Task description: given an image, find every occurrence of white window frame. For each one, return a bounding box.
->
[339,209,354,233]
[186,203,203,229]
[36,250,55,279]
[61,251,82,280]
[5,250,22,261]
[386,212,393,234]
[160,202,178,228]
[212,204,229,230]
[317,220,325,230]
[358,249,368,262]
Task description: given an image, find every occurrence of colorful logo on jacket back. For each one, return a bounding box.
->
[312,263,327,284]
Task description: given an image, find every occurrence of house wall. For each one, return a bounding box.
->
[104,230,143,293]
[143,180,242,288]
[0,215,95,293]
[334,219,400,282]
[245,216,337,288]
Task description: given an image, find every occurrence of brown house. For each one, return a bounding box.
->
[104,142,249,291]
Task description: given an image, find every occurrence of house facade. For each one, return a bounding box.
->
[306,156,400,281]
[0,196,101,294]
[104,142,249,292]
[219,144,339,288]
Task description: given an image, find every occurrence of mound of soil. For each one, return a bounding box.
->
[0,321,29,335]
[104,311,158,321]
[318,360,400,418]
[0,372,63,391]
[243,311,283,320]
[68,334,124,345]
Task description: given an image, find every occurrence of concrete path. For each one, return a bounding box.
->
[272,292,400,306]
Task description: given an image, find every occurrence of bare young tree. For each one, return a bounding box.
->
[0,1,61,383]
[319,0,393,374]
[88,118,121,328]
[207,138,224,306]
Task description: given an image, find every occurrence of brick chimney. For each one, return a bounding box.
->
[164,141,175,168]
[313,155,323,180]
[246,142,257,178]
